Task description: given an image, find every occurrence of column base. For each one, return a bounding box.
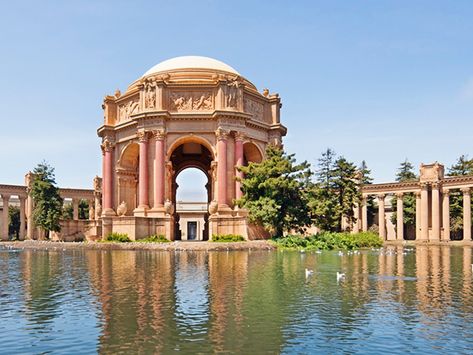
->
[147,205,166,218]
[102,208,116,217]
[133,205,149,217]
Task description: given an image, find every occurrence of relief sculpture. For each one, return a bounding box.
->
[170,92,213,111]
[244,97,264,121]
[118,100,140,122]
[144,80,156,109]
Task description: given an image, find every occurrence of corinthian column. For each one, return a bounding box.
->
[415,190,421,240]
[234,132,245,201]
[136,130,150,213]
[1,194,10,240]
[420,183,429,240]
[442,189,450,241]
[396,192,404,240]
[153,129,166,210]
[101,136,116,216]
[361,196,368,232]
[462,187,471,240]
[431,182,440,240]
[216,128,229,207]
[19,196,26,240]
[378,194,386,240]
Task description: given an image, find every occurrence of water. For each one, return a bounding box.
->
[0,245,472,354]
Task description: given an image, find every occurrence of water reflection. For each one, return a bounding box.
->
[0,245,472,353]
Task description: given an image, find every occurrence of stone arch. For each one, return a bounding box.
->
[117,141,139,214]
[243,141,263,164]
[166,135,216,162]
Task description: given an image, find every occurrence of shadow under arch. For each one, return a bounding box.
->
[116,141,140,214]
[243,141,263,164]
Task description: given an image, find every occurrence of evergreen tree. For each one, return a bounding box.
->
[8,206,20,239]
[237,145,313,237]
[391,159,417,236]
[447,155,473,236]
[359,160,375,226]
[333,157,360,228]
[30,162,63,237]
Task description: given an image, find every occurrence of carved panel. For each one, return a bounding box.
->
[244,97,264,121]
[169,92,214,112]
[118,99,140,122]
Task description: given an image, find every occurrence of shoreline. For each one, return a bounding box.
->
[0,240,277,252]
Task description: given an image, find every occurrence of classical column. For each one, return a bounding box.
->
[442,189,450,241]
[396,192,404,240]
[378,194,386,240]
[415,191,421,240]
[88,199,95,220]
[216,128,229,207]
[72,198,79,220]
[431,182,440,240]
[420,183,429,240]
[234,132,245,201]
[462,187,471,240]
[153,129,166,209]
[361,196,368,232]
[101,137,115,216]
[19,196,26,240]
[137,131,150,211]
[1,194,10,241]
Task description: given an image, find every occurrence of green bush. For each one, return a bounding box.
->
[136,235,170,243]
[272,232,382,251]
[212,234,245,242]
[104,232,131,243]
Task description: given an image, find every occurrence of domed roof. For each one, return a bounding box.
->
[143,56,240,77]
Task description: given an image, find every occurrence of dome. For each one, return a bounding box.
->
[143,56,240,77]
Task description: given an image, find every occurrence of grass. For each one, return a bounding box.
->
[211,234,245,242]
[136,235,170,243]
[272,232,383,251]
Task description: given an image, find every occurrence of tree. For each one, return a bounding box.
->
[310,149,360,232]
[447,155,473,237]
[30,162,63,237]
[8,206,20,239]
[359,160,375,226]
[391,159,417,236]
[79,200,89,219]
[237,145,313,237]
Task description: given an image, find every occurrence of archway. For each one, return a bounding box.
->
[243,142,263,164]
[117,142,139,215]
[169,141,214,240]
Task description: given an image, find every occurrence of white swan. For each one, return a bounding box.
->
[305,268,313,278]
[337,272,346,281]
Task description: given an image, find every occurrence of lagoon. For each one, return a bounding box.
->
[0,245,472,354]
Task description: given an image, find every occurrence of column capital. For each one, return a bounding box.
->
[215,127,230,141]
[442,188,450,196]
[101,136,115,153]
[415,190,421,197]
[377,193,385,200]
[395,192,404,198]
[461,187,471,194]
[153,128,166,141]
[420,182,428,190]
[137,130,149,143]
[234,131,246,142]
[1,194,11,200]
[431,181,441,189]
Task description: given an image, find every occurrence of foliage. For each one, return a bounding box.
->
[8,206,20,239]
[447,155,473,234]
[212,234,245,242]
[62,204,73,220]
[359,160,376,225]
[62,200,89,220]
[391,159,417,230]
[104,232,131,243]
[137,235,170,243]
[237,145,313,237]
[79,200,89,219]
[310,149,360,232]
[272,232,382,251]
[30,162,63,235]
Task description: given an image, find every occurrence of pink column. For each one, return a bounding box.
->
[216,128,229,206]
[137,131,149,209]
[153,130,166,208]
[234,132,245,200]
[102,137,115,215]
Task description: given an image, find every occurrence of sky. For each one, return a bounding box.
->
[0,0,472,199]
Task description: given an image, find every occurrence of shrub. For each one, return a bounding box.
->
[272,232,382,251]
[212,234,245,242]
[137,235,170,243]
[104,232,131,243]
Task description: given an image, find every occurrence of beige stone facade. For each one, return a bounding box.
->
[359,162,473,242]
[97,56,287,240]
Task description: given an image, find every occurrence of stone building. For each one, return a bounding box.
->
[98,56,287,240]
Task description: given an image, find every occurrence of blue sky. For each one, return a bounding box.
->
[0,0,472,196]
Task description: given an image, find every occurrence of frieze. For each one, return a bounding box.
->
[243,97,264,121]
[118,99,140,122]
[169,91,213,111]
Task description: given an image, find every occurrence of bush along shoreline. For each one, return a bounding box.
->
[272,232,383,251]
[102,233,170,243]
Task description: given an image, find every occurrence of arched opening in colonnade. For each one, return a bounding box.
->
[117,142,139,214]
[169,140,213,241]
